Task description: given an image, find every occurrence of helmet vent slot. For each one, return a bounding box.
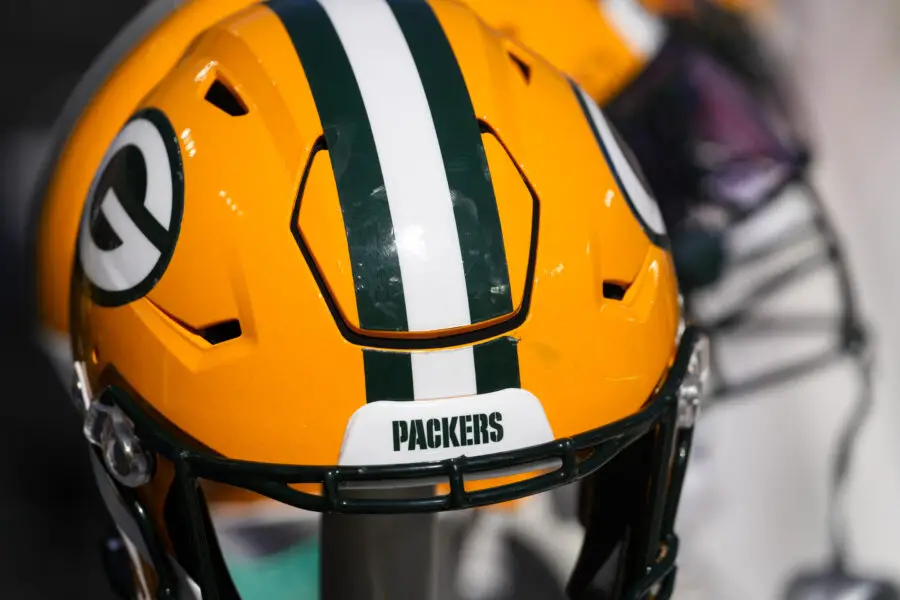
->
[603,281,630,301]
[197,319,243,345]
[146,297,243,345]
[506,50,532,84]
[204,78,248,117]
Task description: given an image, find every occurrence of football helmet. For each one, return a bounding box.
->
[33,0,708,599]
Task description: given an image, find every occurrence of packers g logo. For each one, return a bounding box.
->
[78,108,184,306]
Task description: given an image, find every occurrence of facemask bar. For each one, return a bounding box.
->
[626,342,707,598]
[111,398,674,600]
[78,327,706,600]
[88,446,182,599]
[700,176,867,401]
[623,402,680,599]
[567,331,708,600]
[620,427,696,600]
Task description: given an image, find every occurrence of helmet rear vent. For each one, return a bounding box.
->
[204,78,248,117]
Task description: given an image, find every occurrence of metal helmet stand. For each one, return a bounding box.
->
[320,487,441,600]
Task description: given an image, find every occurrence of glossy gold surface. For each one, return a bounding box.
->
[458,0,652,103]
[47,0,680,472]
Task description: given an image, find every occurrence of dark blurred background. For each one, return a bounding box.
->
[0,0,146,596]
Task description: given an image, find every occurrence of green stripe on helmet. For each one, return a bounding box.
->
[387,0,514,323]
[363,350,415,402]
[473,336,521,394]
[268,0,409,332]
[362,336,520,403]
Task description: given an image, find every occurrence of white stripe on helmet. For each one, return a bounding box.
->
[316,0,472,333]
[411,346,478,400]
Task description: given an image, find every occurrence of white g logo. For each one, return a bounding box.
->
[79,109,184,306]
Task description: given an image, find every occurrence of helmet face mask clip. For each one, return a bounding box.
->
[83,393,155,489]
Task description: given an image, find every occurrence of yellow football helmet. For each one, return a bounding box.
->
[456,0,776,125]
[35,0,709,599]
[454,0,666,105]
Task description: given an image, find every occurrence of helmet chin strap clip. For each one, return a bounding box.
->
[74,361,154,489]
